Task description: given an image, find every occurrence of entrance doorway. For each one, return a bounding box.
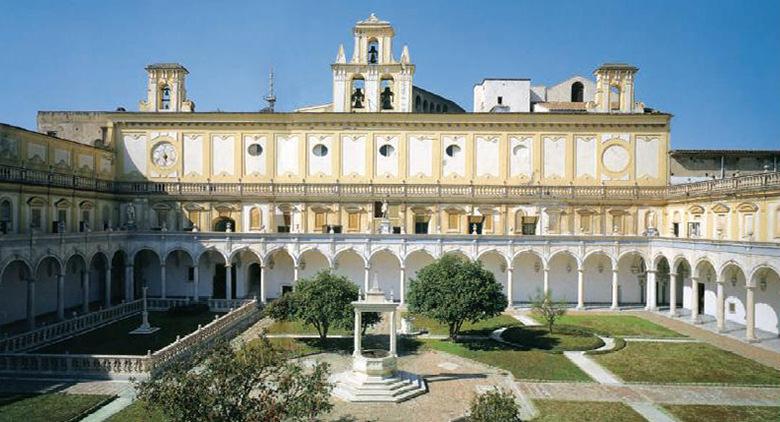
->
[212,264,237,299]
[697,281,705,313]
[247,263,262,297]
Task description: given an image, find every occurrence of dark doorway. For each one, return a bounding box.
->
[697,282,705,313]
[213,217,235,232]
[212,264,237,299]
[282,285,293,296]
[247,263,262,298]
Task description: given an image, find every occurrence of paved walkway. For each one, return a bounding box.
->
[509,312,542,326]
[564,351,623,385]
[666,309,780,354]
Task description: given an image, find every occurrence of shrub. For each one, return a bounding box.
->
[468,388,521,422]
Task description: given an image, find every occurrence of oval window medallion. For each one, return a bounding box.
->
[602,145,629,173]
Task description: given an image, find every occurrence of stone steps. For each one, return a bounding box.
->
[331,370,428,402]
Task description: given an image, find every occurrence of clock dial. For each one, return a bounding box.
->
[152,142,177,168]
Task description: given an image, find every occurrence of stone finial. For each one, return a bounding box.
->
[336,44,346,64]
[400,46,410,64]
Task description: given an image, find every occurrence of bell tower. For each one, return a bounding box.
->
[332,14,414,112]
[588,63,641,113]
[139,63,195,112]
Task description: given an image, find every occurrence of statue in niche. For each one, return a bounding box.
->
[381,200,389,218]
[368,45,378,64]
[380,86,394,110]
[126,203,136,225]
[351,88,365,109]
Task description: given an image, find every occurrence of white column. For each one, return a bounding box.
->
[160,263,167,299]
[125,264,134,301]
[27,278,36,330]
[690,277,700,323]
[104,265,112,307]
[669,272,678,316]
[543,268,549,295]
[225,264,233,300]
[399,266,406,305]
[57,273,65,320]
[364,265,370,293]
[645,270,657,311]
[611,269,619,310]
[576,268,585,310]
[81,270,90,313]
[354,309,362,357]
[507,267,514,308]
[260,265,267,303]
[192,265,199,301]
[390,310,397,356]
[716,279,726,332]
[745,285,757,342]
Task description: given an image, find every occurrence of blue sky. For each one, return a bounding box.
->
[1,0,778,149]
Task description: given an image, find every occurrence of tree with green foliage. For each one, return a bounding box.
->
[468,389,521,422]
[136,337,332,422]
[531,290,567,334]
[264,270,381,342]
[407,254,506,339]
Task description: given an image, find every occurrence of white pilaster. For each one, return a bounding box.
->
[260,265,267,304]
[390,310,397,356]
[125,264,134,301]
[645,270,657,311]
[716,279,725,332]
[27,278,36,329]
[611,269,619,310]
[364,265,370,293]
[160,263,167,299]
[669,272,678,316]
[399,266,406,305]
[690,277,700,323]
[226,264,233,300]
[745,285,757,342]
[354,309,362,356]
[543,268,549,294]
[57,273,65,320]
[507,267,514,308]
[576,268,585,310]
[81,271,90,313]
[104,266,112,307]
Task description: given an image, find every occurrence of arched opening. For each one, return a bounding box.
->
[404,250,435,302]
[64,254,88,313]
[230,249,261,299]
[133,249,160,300]
[422,100,428,113]
[197,249,227,299]
[265,249,295,299]
[695,259,717,317]
[110,250,127,305]
[298,249,330,281]
[511,251,544,304]
[160,85,171,110]
[721,263,747,328]
[89,252,110,308]
[415,95,421,111]
[616,252,647,307]
[213,217,235,232]
[164,250,195,298]
[367,39,379,64]
[571,81,584,102]
[35,256,61,322]
[351,77,366,110]
[334,249,365,290]
[655,256,671,307]
[477,251,508,297]
[675,258,691,311]
[547,252,578,304]
[752,266,780,334]
[380,77,394,110]
[369,250,401,301]
[0,260,33,330]
[247,263,262,298]
[582,252,613,305]
[0,199,12,234]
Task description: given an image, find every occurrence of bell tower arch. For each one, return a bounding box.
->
[139,63,195,112]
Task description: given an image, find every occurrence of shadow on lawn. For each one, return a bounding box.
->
[295,335,425,356]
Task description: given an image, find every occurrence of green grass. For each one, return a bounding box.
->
[500,325,604,352]
[663,405,780,422]
[265,335,424,358]
[263,319,350,336]
[533,400,645,422]
[0,393,113,422]
[594,342,780,385]
[555,314,684,338]
[426,339,592,382]
[36,311,219,355]
[405,313,522,336]
[105,400,168,422]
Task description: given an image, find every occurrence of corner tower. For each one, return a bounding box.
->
[588,63,642,113]
[332,14,414,112]
[139,63,195,112]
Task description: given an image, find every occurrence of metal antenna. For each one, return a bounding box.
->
[263,67,276,112]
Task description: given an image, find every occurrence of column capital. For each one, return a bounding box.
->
[745,284,756,291]
[507,266,513,272]
[669,272,678,277]
[645,270,657,274]
[716,278,726,285]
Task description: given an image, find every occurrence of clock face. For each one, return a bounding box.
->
[152,142,177,168]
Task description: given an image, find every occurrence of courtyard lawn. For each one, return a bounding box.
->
[533,400,645,422]
[405,313,522,336]
[105,400,168,422]
[426,339,592,381]
[500,325,604,352]
[265,335,424,358]
[663,404,780,422]
[263,319,351,336]
[555,314,685,338]
[36,311,219,355]
[0,393,113,422]
[594,342,780,385]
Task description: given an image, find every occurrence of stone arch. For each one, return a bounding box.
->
[334,248,366,290]
[195,247,228,266]
[750,265,780,334]
[229,248,262,299]
[547,249,580,303]
[265,248,295,299]
[298,248,332,281]
[442,249,471,261]
[510,250,545,304]
[616,250,647,306]
[748,263,780,287]
[368,248,402,299]
[133,248,161,299]
[0,258,34,326]
[693,257,717,317]
[617,249,648,268]
[720,261,748,329]
[404,249,436,301]
[477,249,509,296]
[548,249,581,270]
[0,256,34,283]
[34,254,64,277]
[164,247,196,265]
[198,248,230,299]
[693,257,717,281]
[403,247,436,263]
[163,249,195,298]
[110,249,128,305]
[582,250,614,305]
[476,249,510,268]
[228,246,263,266]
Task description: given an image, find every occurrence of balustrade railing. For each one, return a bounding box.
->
[207,298,255,312]
[1,164,778,201]
[0,299,260,379]
[0,300,143,353]
[146,297,192,310]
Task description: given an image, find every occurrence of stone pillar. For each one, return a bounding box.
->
[690,277,700,323]
[225,264,233,300]
[192,265,199,301]
[160,263,167,299]
[57,273,65,320]
[716,279,726,332]
[543,268,549,294]
[354,309,362,357]
[125,264,134,301]
[293,264,300,284]
[104,266,112,308]
[363,265,370,293]
[669,272,678,316]
[645,270,657,311]
[27,278,36,330]
[390,310,397,356]
[399,266,406,305]
[611,269,619,310]
[746,285,757,342]
[576,268,585,310]
[507,267,514,308]
[81,270,90,313]
[260,265,267,303]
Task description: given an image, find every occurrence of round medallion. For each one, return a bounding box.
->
[602,144,629,173]
[152,142,177,168]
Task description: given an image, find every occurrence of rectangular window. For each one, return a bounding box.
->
[672,222,680,237]
[347,212,360,232]
[314,212,326,232]
[687,222,701,238]
[468,216,483,234]
[580,214,591,233]
[188,210,201,230]
[522,216,537,235]
[612,214,624,234]
[414,216,429,234]
[31,208,42,229]
[483,215,493,233]
[447,212,460,232]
